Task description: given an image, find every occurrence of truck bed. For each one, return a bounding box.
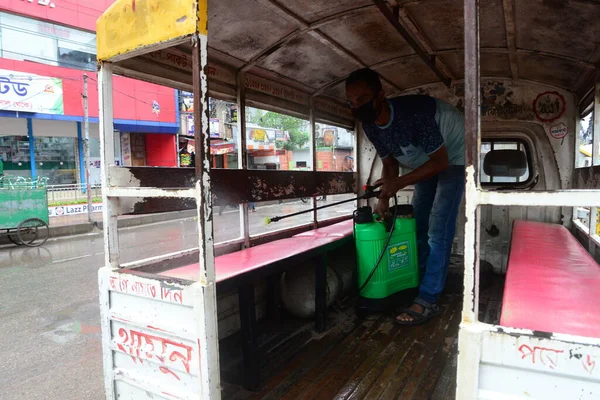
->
[220,275,504,399]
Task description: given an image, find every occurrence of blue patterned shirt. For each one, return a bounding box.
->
[363,95,464,170]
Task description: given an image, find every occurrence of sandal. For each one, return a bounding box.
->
[394,299,441,326]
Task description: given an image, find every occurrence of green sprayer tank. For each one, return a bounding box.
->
[354,204,419,315]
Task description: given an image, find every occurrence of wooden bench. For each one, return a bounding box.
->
[500,220,600,338]
[160,219,354,389]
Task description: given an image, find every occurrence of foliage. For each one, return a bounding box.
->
[49,198,102,207]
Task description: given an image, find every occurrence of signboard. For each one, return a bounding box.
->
[323,130,335,146]
[0,69,63,114]
[210,118,220,138]
[121,133,132,167]
[244,75,309,105]
[48,203,103,217]
[275,130,288,141]
[181,93,194,113]
[253,129,266,141]
[187,114,195,135]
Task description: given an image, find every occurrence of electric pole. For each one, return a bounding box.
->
[83,74,93,223]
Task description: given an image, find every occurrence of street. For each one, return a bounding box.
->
[0,197,355,400]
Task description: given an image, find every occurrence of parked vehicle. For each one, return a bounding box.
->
[94,1,600,399]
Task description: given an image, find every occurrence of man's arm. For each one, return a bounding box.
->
[381,156,400,184]
[376,146,449,198]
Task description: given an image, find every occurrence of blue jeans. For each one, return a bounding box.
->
[413,165,465,305]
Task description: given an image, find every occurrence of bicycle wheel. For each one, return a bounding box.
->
[300,198,309,203]
[17,218,49,247]
[7,229,21,245]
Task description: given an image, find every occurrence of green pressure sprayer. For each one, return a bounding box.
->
[353,192,419,316]
[266,184,419,316]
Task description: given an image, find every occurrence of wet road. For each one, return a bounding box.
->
[0,197,355,400]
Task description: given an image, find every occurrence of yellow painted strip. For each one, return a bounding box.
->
[97,0,207,61]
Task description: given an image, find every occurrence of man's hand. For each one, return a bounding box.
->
[374,176,407,199]
[374,198,390,218]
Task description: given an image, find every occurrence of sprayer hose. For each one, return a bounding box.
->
[357,195,399,294]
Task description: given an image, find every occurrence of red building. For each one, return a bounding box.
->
[0,1,179,185]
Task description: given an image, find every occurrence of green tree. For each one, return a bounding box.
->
[248,109,309,151]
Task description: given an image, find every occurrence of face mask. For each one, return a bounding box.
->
[352,99,378,124]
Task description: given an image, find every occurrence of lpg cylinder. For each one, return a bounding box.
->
[280,263,340,318]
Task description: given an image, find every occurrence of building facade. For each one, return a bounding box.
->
[0,1,179,185]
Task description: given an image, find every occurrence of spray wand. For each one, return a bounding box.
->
[264,184,381,225]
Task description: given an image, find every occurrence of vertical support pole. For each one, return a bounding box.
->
[310,98,318,224]
[592,81,600,167]
[310,98,317,172]
[457,0,482,399]
[83,74,93,223]
[191,32,222,399]
[313,197,318,228]
[238,284,259,390]
[27,118,36,179]
[589,80,600,245]
[237,72,250,248]
[315,254,327,333]
[98,63,119,268]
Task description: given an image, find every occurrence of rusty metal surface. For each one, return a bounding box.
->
[372,0,451,86]
[107,167,355,205]
[573,166,600,190]
[106,0,600,112]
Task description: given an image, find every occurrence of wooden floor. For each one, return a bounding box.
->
[221,276,504,400]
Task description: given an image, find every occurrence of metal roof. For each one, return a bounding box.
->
[97,0,600,116]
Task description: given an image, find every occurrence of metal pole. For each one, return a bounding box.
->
[237,72,250,248]
[456,0,482,398]
[310,98,318,226]
[83,74,93,223]
[589,80,600,247]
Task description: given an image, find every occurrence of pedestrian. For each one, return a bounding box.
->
[249,202,256,212]
[346,68,464,326]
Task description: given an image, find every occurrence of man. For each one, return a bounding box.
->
[346,68,464,326]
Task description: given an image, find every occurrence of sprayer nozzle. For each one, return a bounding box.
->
[264,217,272,225]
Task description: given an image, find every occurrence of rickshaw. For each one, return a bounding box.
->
[0,176,50,247]
[93,0,600,399]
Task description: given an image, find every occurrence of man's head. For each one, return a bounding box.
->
[345,68,386,124]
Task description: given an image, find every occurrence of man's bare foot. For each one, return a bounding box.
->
[396,303,424,322]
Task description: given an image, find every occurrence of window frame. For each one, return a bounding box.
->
[480,137,535,188]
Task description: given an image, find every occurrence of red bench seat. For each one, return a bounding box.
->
[500,220,600,338]
[293,219,353,238]
[160,220,353,283]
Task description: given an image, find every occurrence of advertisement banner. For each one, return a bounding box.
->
[121,133,132,166]
[0,69,64,114]
[253,129,266,141]
[48,203,103,217]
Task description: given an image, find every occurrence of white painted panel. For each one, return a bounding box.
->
[32,119,78,137]
[0,117,27,136]
[479,363,600,400]
[478,331,600,399]
[113,381,170,400]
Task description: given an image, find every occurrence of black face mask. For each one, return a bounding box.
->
[351,99,379,124]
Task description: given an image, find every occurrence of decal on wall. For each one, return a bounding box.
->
[533,91,566,123]
[152,100,160,116]
[480,81,534,120]
[549,122,568,140]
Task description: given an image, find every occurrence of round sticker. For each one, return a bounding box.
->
[533,91,566,123]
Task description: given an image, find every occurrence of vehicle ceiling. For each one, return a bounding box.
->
[206,0,600,107]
